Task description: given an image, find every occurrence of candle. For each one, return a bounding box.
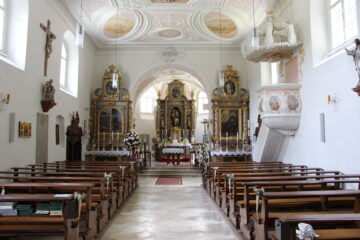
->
[328,95,331,102]
[6,94,10,101]
[236,132,239,151]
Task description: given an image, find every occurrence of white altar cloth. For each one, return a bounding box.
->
[210,151,252,156]
[85,151,131,156]
[162,148,185,155]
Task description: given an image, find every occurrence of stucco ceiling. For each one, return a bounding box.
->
[63,0,277,48]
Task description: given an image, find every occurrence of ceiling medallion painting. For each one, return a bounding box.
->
[104,13,136,38]
[204,12,237,39]
[158,29,182,39]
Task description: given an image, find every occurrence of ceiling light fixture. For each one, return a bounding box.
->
[250,0,259,49]
[218,6,224,87]
[112,6,119,88]
[75,0,85,48]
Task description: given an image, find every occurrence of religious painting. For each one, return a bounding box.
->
[167,80,185,100]
[103,13,136,38]
[105,82,118,96]
[99,108,123,133]
[19,122,32,138]
[223,80,236,96]
[269,96,281,111]
[220,109,239,138]
[204,12,237,39]
[171,86,181,99]
[287,95,299,111]
[170,107,181,128]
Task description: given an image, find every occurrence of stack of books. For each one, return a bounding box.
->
[33,202,50,215]
[0,202,17,216]
[49,202,62,216]
[16,203,33,216]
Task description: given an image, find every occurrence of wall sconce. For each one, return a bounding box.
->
[0,93,10,111]
[327,95,337,105]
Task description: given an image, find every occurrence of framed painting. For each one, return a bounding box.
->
[19,122,32,138]
[220,108,241,139]
[98,107,124,134]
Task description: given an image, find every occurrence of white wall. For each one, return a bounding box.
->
[0,0,95,170]
[249,0,360,174]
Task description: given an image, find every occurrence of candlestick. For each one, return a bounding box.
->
[97,132,100,150]
[7,94,10,101]
[226,132,228,152]
[103,132,106,150]
[236,132,239,151]
[111,131,114,149]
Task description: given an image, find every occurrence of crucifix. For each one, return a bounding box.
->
[40,20,56,76]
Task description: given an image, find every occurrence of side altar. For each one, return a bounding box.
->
[86,65,132,161]
[211,65,251,162]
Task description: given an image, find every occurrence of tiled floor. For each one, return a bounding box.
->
[100,176,241,240]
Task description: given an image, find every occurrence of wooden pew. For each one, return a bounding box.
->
[0,175,110,232]
[0,182,96,240]
[0,193,80,240]
[271,213,360,240]
[256,190,360,240]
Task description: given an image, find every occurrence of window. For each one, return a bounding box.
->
[60,44,67,88]
[140,87,157,113]
[60,31,79,97]
[330,0,358,49]
[0,0,6,52]
[198,91,209,114]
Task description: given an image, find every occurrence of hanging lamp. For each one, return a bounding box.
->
[218,5,224,87]
[112,6,119,88]
[250,0,259,49]
[76,0,85,48]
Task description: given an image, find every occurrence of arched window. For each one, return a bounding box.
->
[60,31,79,97]
[0,0,28,70]
[0,0,6,53]
[55,115,65,147]
[329,0,358,49]
[198,91,209,114]
[60,44,68,88]
[140,87,157,113]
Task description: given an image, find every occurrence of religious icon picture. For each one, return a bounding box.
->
[171,86,181,99]
[19,122,32,138]
[220,109,239,138]
[223,80,236,96]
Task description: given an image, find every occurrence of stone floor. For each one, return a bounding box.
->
[99,176,241,240]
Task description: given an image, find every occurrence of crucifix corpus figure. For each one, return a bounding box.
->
[345,38,360,87]
[40,20,56,76]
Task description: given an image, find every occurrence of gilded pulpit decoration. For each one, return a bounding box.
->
[19,122,32,138]
[212,65,250,152]
[40,20,56,76]
[41,79,56,112]
[89,65,132,152]
[155,80,196,143]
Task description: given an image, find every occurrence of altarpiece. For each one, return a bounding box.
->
[212,65,251,161]
[87,65,132,161]
[155,80,196,143]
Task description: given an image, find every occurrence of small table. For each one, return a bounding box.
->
[162,148,185,165]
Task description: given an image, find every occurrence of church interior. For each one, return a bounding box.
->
[0,0,360,239]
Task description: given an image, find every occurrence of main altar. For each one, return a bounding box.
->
[86,65,132,161]
[211,65,251,162]
[154,80,195,162]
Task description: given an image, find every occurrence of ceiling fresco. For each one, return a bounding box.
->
[63,0,278,47]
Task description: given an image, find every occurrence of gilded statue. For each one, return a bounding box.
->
[171,108,180,128]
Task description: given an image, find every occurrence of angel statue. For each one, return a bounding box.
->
[346,38,360,86]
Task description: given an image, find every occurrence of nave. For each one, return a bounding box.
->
[100,176,240,240]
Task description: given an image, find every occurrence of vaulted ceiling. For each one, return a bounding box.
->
[64,0,277,48]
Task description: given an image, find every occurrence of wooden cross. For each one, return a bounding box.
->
[40,20,56,76]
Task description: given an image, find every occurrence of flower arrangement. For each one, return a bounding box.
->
[104,172,112,179]
[73,191,87,201]
[124,130,140,151]
[226,174,234,191]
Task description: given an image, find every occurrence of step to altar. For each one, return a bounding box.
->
[139,167,201,177]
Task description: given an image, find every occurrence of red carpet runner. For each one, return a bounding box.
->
[156,177,182,185]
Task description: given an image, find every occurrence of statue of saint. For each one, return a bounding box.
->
[346,39,360,86]
[43,79,55,102]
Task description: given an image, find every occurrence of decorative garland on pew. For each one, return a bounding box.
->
[104,172,112,193]
[296,223,319,240]
[253,185,265,218]
[226,174,234,192]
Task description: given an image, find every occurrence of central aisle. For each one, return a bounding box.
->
[100,176,241,240]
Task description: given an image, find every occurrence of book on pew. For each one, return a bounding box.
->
[33,202,50,215]
[0,202,15,210]
[49,202,62,216]
[15,203,33,216]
